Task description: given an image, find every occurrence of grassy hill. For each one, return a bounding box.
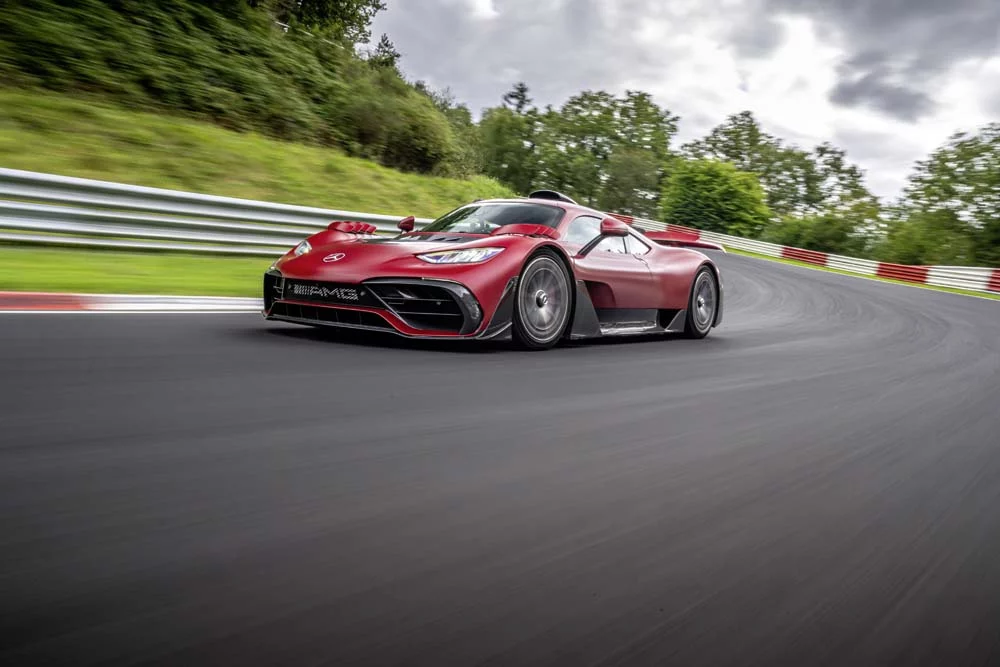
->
[0,91,515,295]
[0,91,514,217]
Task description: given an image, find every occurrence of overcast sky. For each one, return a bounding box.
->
[371,0,1000,200]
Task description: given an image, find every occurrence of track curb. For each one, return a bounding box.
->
[0,291,262,312]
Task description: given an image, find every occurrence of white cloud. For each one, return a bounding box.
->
[372,0,1000,200]
[467,0,499,19]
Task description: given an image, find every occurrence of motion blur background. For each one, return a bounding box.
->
[2,2,1000,666]
[0,0,998,298]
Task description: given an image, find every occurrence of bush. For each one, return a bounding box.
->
[660,159,771,237]
[382,96,455,173]
[762,214,869,256]
[0,0,460,174]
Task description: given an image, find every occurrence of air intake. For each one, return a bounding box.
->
[367,282,465,333]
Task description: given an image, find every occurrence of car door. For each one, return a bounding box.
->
[562,215,658,309]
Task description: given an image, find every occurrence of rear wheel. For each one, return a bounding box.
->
[512,250,572,350]
[684,267,718,339]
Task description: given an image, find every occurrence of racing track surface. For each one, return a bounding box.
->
[2,253,1000,666]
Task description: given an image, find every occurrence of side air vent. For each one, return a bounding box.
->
[264,271,283,311]
[367,282,465,333]
[528,190,577,204]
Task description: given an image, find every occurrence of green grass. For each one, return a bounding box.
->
[0,90,516,295]
[0,90,515,217]
[2,243,998,300]
[726,247,1000,300]
[0,246,268,296]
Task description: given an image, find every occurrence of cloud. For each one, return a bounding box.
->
[730,16,786,59]
[371,0,1000,199]
[828,51,936,121]
[466,0,499,20]
[372,0,758,116]
[764,0,1000,121]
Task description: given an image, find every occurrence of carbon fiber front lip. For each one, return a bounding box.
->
[263,310,481,340]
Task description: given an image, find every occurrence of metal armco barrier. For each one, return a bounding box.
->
[2,168,998,295]
[0,168,432,256]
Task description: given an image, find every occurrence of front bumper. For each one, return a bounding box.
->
[262,270,515,339]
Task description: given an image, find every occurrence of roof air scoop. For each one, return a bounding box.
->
[528,190,577,204]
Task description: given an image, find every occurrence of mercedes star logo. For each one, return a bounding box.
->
[322,253,346,263]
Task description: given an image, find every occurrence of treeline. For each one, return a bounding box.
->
[1,0,998,266]
[469,87,1000,267]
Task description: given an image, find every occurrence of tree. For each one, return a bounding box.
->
[527,90,677,209]
[613,91,678,163]
[685,111,809,217]
[598,147,660,218]
[502,82,532,114]
[685,111,770,171]
[545,91,617,204]
[685,112,877,220]
[381,94,455,173]
[368,33,400,69]
[763,213,870,256]
[257,0,387,41]
[685,111,882,252]
[479,107,538,194]
[895,124,1000,266]
[413,82,482,176]
[660,159,772,238]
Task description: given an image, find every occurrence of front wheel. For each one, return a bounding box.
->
[512,251,572,350]
[683,267,718,339]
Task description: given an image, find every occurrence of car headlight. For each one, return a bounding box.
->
[417,247,505,264]
[292,240,312,256]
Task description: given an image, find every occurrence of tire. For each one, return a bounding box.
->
[683,266,718,339]
[512,250,572,350]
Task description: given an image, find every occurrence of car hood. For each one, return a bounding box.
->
[275,233,494,282]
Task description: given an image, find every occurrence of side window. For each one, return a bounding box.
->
[593,236,628,254]
[563,215,602,245]
[626,233,652,256]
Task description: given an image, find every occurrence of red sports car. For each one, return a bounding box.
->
[263,191,724,349]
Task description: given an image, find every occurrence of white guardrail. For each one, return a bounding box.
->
[1,168,998,294]
[0,168,433,255]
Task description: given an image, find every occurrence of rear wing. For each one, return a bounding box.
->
[640,230,726,253]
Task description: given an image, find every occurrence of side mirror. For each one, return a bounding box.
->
[577,216,633,257]
[398,215,415,233]
[600,216,630,237]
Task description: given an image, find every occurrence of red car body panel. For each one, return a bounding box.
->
[263,197,723,342]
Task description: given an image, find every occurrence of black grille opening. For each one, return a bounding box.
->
[367,283,465,332]
[268,302,391,330]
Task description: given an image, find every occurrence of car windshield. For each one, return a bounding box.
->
[420,203,565,234]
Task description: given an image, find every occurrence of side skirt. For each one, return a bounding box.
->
[568,280,602,340]
[596,308,687,336]
[567,283,689,339]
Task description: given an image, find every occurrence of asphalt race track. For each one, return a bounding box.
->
[3,253,1000,666]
